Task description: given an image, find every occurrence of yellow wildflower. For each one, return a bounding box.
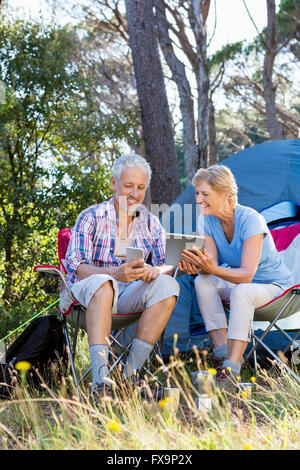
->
[159,399,166,409]
[250,376,256,383]
[106,420,122,433]
[226,366,231,371]
[244,444,252,450]
[241,391,247,398]
[236,376,241,382]
[208,368,217,375]
[173,333,178,350]
[158,397,173,409]
[15,361,31,371]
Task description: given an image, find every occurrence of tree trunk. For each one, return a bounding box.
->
[208,97,218,165]
[155,0,199,184]
[125,0,181,205]
[189,0,211,168]
[263,0,284,140]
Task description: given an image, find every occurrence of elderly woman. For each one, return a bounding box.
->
[179,165,293,389]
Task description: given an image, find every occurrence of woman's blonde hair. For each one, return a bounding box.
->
[192,165,238,206]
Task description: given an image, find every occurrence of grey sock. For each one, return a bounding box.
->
[213,343,228,360]
[124,337,154,378]
[223,359,241,376]
[89,344,110,390]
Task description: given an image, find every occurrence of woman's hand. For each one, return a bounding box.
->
[181,247,217,275]
[178,259,200,275]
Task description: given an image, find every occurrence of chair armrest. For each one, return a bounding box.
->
[33,265,77,303]
[34,265,61,276]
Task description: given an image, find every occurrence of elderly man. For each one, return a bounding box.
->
[63,154,179,399]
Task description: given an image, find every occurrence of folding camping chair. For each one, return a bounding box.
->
[242,222,300,384]
[34,228,168,399]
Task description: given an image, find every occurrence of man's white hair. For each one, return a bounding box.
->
[112,154,152,186]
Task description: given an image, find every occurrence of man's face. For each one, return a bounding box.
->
[111,166,148,214]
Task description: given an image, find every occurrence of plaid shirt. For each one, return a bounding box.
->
[65,197,166,285]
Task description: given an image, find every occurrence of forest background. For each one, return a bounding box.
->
[0,0,299,336]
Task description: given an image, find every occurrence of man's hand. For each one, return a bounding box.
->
[139,263,160,282]
[113,259,146,282]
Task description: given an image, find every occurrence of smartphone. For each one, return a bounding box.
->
[187,249,199,255]
[187,247,204,255]
[126,247,144,267]
[187,238,205,255]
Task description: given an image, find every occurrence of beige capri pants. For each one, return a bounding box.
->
[194,274,284,342]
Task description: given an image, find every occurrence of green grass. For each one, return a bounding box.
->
[1,343,300,450]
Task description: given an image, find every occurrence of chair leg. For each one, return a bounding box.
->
[60,314,81,400]
[71,309,80,360]
[276,327,300,356]
[246,293,296,362]
[251,333,258,375]
[251,331,300,385]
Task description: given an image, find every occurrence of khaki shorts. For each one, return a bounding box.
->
[60,273,179,316]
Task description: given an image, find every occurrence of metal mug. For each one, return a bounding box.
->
[237,382,256,397]
[191,371,213,394]
[163,387,181,410]
[195,395,212,412]
[291,341,300,365]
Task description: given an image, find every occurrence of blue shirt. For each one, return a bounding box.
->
[201,203,294,288]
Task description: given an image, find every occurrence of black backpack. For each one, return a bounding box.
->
[0,315,68,398]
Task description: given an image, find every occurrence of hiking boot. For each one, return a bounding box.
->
[215,368,239,393]
[211,356,225,373]
[90,382,114,406]
[211,355,245,374]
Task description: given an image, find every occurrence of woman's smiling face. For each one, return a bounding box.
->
[195,180,229,216]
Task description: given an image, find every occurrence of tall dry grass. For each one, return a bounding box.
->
[0,349,300,450]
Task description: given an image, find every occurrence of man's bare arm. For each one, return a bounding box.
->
[76,260,147,283]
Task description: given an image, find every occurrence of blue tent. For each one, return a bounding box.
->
[161,139,300,356]
[163,139,300,235]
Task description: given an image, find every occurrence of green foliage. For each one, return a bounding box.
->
[243,0,299,54]
[209,41,244,69]
[215,107,268,161]
[276,0,300,41]
[0,17,139,322]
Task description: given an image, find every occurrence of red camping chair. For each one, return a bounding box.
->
[34,229,166,399]
[237,223,300,383]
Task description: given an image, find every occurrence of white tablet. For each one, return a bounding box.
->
[165,233,205,265]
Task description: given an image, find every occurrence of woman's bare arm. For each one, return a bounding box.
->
[181,233,264,284]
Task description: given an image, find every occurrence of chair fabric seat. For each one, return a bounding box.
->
[68,308,142,330]
[254,285,300,322]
